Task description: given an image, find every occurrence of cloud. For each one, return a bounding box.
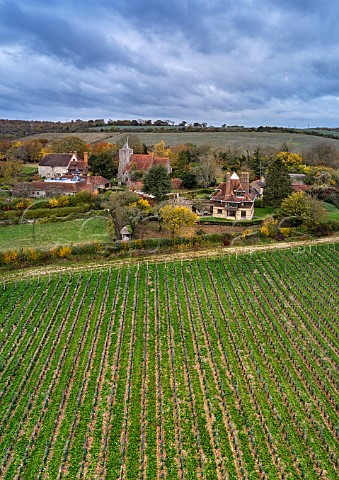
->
[0,0,339,126]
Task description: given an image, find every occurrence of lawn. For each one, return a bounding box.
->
[324,202,339,221]
[22,164,39,174]
[0,217,109,251]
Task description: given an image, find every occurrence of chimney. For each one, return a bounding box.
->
[83,151,89,171]
[225,172,231,195]
[240,172,249,193]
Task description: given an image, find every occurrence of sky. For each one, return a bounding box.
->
[1,0,339,127]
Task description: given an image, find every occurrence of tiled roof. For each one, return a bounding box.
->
[67,160,86,171]
[124,154,169,173]
[292,184,311,191]
[86,176,111,187]
[212,178,255,202]
[13,180,92,195]
[39,153,75,167]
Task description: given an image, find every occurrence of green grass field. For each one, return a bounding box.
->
[19,130,339,152]
[0,243,338,478]
[0,217,109,251]
[324,202,339,221]
[22,164,38,174]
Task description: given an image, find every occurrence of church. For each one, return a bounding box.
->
[117,141,171,183]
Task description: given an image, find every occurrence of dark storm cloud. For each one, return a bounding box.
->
[0,0,339,125]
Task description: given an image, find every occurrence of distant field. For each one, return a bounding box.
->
[17,132,116,144]
[19,130,339,152]
[105,131,339,152]
[0,217,109,251]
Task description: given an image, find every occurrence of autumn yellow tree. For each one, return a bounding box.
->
[276,151,303,169]
[154,140,171,157]
[160,205,198,241]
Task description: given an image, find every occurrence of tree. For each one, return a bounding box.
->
[192,154,219,188]
[171,149,192,178]
[181,171,197,189]
[104,190,142,239]
[116,134,143,153]
[276,151,303,170]
[0,159,23,184]
[278,191,311,225]
[89,150,118,179]
[302,141,339,168]
[153,140,171,157]
[50,136,87,157]
[142,164,171,202]
[263,156,292,208]
[159,205,198,240]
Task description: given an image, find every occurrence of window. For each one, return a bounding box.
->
[217,209,223,214]
[227,211,236,217]
[241,210,246,218]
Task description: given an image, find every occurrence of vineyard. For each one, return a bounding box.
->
[0,243,338,479]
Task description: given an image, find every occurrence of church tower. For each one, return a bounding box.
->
[118,140,133,181]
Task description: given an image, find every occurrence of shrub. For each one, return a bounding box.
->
[279,227,291,237]
[23,248,39,262]
[58,246,72,257]
[261,217,278,237]
[2,250,19,265]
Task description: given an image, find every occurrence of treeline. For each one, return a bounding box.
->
[4,118,339,139]
[0,119,107,139]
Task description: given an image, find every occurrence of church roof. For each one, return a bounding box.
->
[124,154,169,173]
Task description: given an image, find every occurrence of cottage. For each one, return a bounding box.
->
[117,141,171,183]
[211,172,256,220]
[38,152,88,178]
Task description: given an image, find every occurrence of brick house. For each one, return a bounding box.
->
[211,172,256,220]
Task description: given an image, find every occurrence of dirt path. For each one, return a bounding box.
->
[1,234,338,281]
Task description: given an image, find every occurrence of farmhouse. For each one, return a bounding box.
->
[38,152,89,178]
[117,141,171,183]
[211,172,256,220]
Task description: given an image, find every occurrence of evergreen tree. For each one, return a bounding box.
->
[88,151,117,178]
[142,164,171,202]
[263,157,292,208]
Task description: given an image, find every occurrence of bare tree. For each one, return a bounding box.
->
[193,154,220,187]
[302,140,339,168]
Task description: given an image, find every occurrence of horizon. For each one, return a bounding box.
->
[1,118,339,130]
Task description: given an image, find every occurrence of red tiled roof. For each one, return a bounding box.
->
[212,179,255,202]
[86,176,111,187]
[124,154,169,172]
[292,184,311,191]
[13,180,92,196]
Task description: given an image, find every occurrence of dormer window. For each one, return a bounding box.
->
[236,191,245,197]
